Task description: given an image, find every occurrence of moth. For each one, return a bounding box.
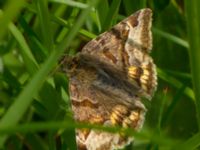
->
[62,8,157,150]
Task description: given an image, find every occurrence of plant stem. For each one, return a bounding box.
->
[185,0,200,129]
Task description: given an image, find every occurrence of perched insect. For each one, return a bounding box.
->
[62,8,157,150]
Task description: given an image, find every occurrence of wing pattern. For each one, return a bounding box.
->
[66,8,157,150]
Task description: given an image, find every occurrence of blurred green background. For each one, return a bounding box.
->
[0,0,200,149]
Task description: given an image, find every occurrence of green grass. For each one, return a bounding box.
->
[185,0,200,130]
[0,0,200,149]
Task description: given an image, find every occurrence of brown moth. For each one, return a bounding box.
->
[62,8,157,150]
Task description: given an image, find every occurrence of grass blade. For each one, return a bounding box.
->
[0,0,26,39]
[35,0,54,52]
[49,0,89,9]
[153,27,189,49]
[102,0,121,31]
[185,0,200,129]
[172,133,200,150]
[157,68,194,100]
[9,23,38,75]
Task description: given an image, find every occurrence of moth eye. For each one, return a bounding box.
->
[68,61,75,69]
[67,60,78,72]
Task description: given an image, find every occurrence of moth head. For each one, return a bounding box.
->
[59,55,79,74]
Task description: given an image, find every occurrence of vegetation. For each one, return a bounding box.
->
[0,0,200,149]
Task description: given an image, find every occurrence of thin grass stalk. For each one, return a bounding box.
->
[185,0,200,129]
[35,0,54,52]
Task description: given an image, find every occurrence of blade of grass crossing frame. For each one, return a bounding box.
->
[0,121,177,148]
